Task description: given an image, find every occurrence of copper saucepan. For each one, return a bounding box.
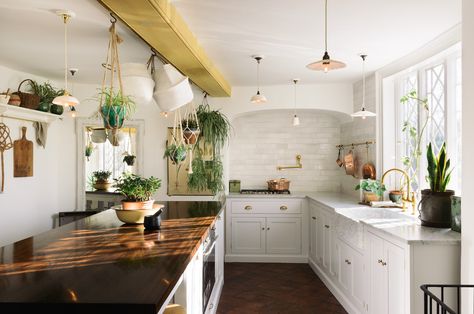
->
[362,144,376,179]
[336,147,344,167]
[344,149,355,176]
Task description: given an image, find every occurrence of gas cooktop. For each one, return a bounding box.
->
[239,189,291,195]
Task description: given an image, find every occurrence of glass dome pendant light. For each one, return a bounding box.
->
[250,55,267,104]
[351,54,376,119]
[306,0,346,73]
[292,79,300,126]
[53,10,80,107]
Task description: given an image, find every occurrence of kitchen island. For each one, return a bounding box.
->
[0,201,224,314]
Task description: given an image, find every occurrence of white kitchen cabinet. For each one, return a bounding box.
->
[226,197,307,262]
[367,231,405,314]
[266,217,301,255]
[309,205,318,263]
[231,217,266,255]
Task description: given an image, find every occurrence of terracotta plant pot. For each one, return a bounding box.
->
[389,190,403,203]
[121,199,155,210]
[183,130,199,145]
[363,191,380,203]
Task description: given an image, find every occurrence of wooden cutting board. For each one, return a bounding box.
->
[13,127,33,177]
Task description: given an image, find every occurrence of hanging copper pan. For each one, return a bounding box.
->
[344,149,355,176]
[362,144,376,179]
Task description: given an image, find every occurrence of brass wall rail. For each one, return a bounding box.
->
[336,140,375,149]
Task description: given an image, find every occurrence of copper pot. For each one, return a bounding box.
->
[267,178,290,191]
[344,150,355,176]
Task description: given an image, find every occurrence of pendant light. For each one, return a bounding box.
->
[53,10,80,107]
[250,55,267,104]
[306,0,345,73]
[351,54,376,119]
[292,79,300,126]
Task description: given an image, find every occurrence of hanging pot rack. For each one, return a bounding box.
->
[336,140,375,149]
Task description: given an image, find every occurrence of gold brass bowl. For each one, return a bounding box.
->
[112,204,164,224]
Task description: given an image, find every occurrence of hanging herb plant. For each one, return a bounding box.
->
[164,143,187,164]
[187,95,231,194]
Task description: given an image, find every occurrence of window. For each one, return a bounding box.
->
[392,48,462,194]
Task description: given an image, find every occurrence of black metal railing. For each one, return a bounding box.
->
[421,284,474,314]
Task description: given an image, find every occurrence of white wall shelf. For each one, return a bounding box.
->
[0,103,62,123]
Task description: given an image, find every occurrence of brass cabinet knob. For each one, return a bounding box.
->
[381,261,387,266]
[324,224,330,229]
[244,205,252,210]
[267,227,270,230]
[312,216,317,220]
[261,227,265,230]
[280,205,288,211]
[345,259,352,265]
[377,259,383,264]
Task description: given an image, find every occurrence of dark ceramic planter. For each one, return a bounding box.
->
[419,189,455,228]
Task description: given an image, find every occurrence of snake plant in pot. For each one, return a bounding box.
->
[419,142,454,228]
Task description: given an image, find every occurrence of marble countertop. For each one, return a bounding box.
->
[227,191,461,244]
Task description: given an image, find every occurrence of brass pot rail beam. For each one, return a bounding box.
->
[277,154,302,171]
[381,168,416,214]
[335,140,375,149]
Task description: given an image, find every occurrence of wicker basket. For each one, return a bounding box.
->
[16,79,40,110]
[267,178,290,191]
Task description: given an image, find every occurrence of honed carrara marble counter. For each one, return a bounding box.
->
[228,191,461,244]
[0,201,224,314]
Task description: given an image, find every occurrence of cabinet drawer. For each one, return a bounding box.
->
[231,199,302,214]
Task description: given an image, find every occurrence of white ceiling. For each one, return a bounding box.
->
[172,0,461,85]
[0,0,462,88]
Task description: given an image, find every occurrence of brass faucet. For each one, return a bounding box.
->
[381,168,416,214]
[277,155,302,171]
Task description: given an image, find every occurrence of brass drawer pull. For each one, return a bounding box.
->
[345,259,351,265]
[244,205,252,211]
[312,216,317,220]
[377,259,383,264]
[324,224,330,229]
[381,261,387,266]
[280,205,288,211]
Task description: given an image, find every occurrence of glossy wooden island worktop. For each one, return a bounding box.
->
[0,201,223,314]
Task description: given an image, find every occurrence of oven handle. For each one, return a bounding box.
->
[203,235,219,256]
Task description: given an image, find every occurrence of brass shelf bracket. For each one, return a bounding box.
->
[277,155,302,171]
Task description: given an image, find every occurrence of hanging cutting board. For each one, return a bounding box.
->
[13,127,33,177]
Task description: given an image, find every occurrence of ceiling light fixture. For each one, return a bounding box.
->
[250,55,267,104]
[306,0,345,73]
[351,54,376,119]
[292,79,300,126]
[53,10,80,107]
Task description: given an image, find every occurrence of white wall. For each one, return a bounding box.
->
[461,0,474,310]
[229,110,342,192]
[340,74,377,198]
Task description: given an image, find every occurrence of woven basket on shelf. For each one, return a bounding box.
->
[16,79,40,110]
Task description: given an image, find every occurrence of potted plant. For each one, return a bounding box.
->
[92,170,112,190]
[388,190,403,203]
[114,173,161,209]
[164,143,187,164]
[419,142,454,228]
[355,179,386,203]
[99,88,136,129]
[123,153,136,166]
[29,80,65,114]
[181,118,200,144]
[85,142,94,162]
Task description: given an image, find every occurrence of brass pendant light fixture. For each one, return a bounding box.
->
[250,55,267,104]
[306,0,346,73]
[53,10,80,107]
[351,54,376,119]
[292,79,300,126]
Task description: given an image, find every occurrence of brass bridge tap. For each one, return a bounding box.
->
[381,168,416,214]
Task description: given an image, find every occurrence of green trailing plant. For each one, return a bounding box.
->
[29,81,64,104]
[92,170,112,183]
[98,88,136,128]
[164,143,187,164]
[85,143,94,161]
[114,173,161,202]
[187,101,231,194]
[400,90,430,188]
[123,154,136,166]
[426,142,452,192]
[355,179,386,198]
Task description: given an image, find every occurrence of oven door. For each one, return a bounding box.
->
[202,233,216,312]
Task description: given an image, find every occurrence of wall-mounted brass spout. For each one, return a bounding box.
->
[277,155,302,171]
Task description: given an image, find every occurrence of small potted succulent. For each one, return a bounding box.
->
[355,179,386,203]
[164,143,187,164]
[114,173,161,209]
[181,118,199,144]
[92,170,112,190]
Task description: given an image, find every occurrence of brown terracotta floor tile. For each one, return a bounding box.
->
[217,263,348,314]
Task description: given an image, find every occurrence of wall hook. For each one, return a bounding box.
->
[110,13,117,24]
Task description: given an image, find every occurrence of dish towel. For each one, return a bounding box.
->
[33,122,48,148]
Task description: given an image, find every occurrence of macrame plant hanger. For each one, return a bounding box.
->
[182,101,200,174]
[99,14,125,143]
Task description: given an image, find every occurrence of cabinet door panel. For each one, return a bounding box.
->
[231,217,266,254]
[369,233,387,314]
[352,248,365,311]
[309,206,318,262]
[215,212,225,281]
[337,240,351,293]
[266,217,301,255]
[386,241,405,314]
